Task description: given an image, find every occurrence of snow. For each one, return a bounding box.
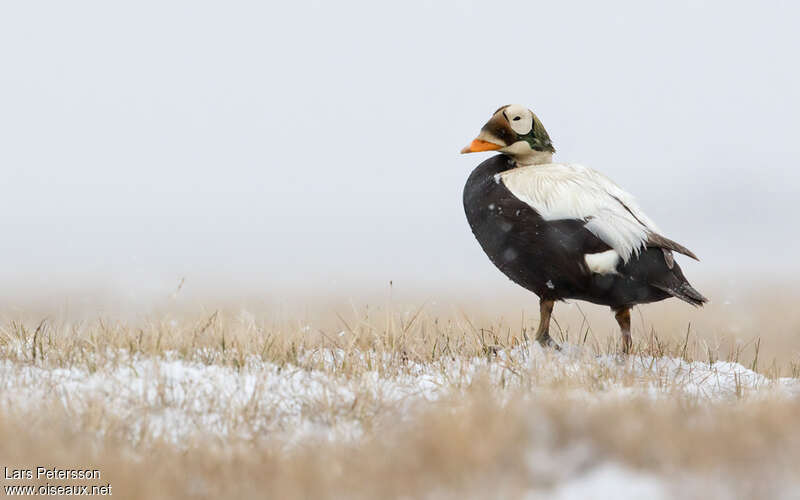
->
[1,343,799,497]
[1,344,797,448]
[527,464,669,500]
[0,345,800,444]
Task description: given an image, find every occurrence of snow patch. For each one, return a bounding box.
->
[0,345,797,447]
[528,464,668,500]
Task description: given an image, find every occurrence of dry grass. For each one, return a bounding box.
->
[3,285,797,373]
[2,392,799,499]
[1,287,799,499]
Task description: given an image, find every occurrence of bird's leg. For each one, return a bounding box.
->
[613,307,632,354]
[535,299,558,348]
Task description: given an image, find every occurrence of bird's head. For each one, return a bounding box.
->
[461,104,555,165]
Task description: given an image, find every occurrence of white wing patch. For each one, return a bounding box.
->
[585,250,620,274]
[500,163,659,262]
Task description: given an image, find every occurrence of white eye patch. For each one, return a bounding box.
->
[504,104,533,135]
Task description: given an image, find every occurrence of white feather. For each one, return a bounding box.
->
[504,104,534,135]
[584,250,620,274]
[499,163,659,262]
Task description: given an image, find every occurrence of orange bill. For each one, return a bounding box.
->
[460,139,502,154]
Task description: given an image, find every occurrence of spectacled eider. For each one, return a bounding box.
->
[461,104,706,353]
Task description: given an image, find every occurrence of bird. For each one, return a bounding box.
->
[461,104,706,353]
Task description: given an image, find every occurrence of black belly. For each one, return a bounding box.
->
[463,155,671,308]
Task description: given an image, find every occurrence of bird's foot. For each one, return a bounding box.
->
[536,332,562,351]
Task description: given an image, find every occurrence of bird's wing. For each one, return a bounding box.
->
[499,163,667,262]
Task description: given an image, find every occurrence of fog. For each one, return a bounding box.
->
[1,1,798,300]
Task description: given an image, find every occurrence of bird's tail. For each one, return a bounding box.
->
[653,281,708,307]
[650,252,708,307]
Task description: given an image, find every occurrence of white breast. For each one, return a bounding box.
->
[499,163,659,263]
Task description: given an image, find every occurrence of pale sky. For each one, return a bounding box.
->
[1,1,798,300]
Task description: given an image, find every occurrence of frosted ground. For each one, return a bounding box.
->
[2,345,798,445]
[2,309,800,500]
